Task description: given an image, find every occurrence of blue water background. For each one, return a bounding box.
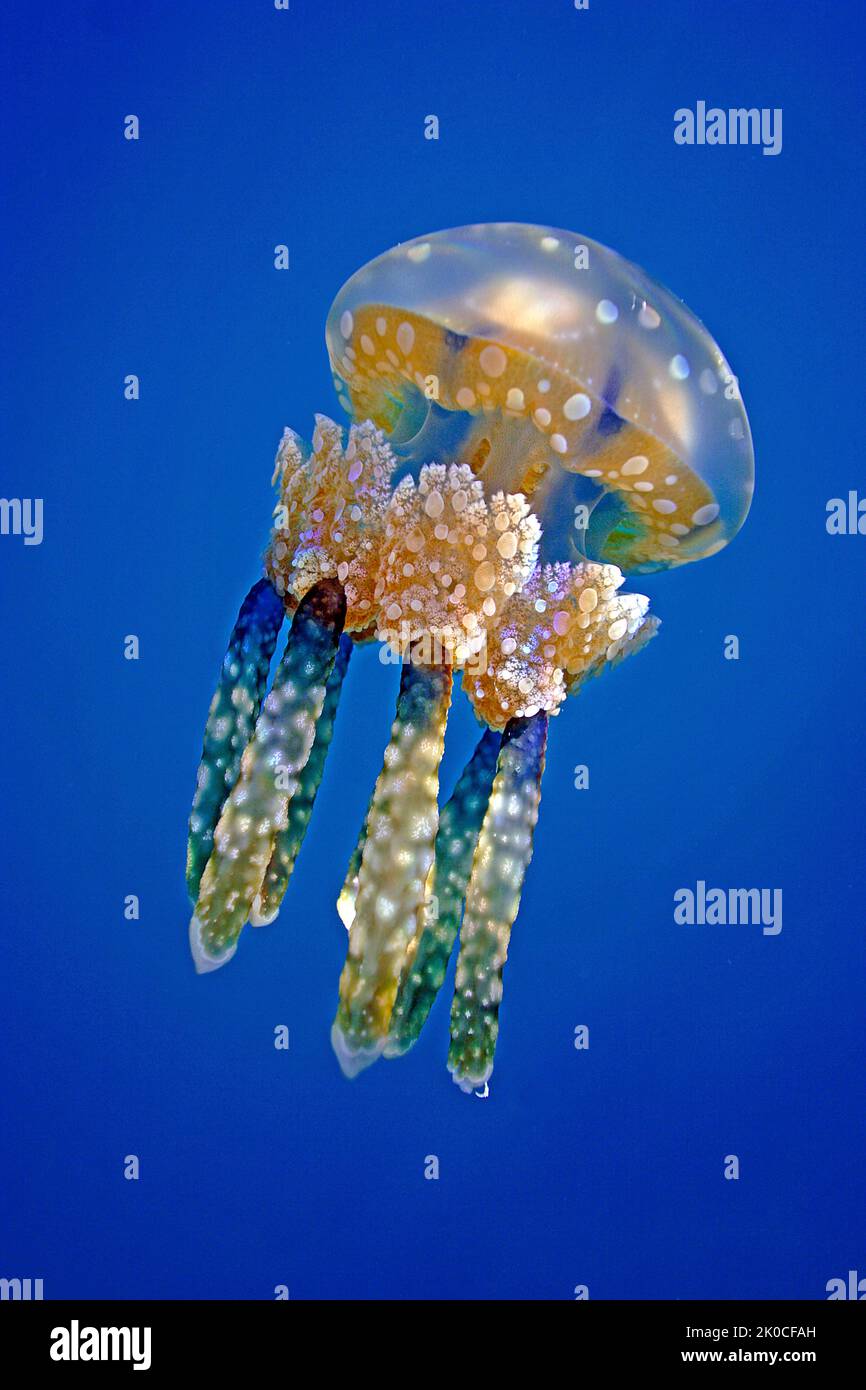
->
[1,0,863,1298]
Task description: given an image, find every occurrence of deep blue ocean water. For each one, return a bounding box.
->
[1,0,863,1300]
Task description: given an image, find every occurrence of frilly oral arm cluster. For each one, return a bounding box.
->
[188,413,657,1090]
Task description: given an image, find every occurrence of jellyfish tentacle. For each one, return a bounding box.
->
[332,657,453,1076]
[447,711,548,1093]
[186,578,285,902]
[250,633,353,927]
[336,788,374,931]
[385,725,502,1057]
[190,578,347,973]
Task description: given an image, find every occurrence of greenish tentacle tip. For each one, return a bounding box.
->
[186,577,285,903]
[250,633,353,926]
[385,725,501,1057]
[447,711,548,1093]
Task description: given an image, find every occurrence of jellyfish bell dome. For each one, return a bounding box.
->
[326,223,754,574]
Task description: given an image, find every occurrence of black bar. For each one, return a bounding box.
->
[1,1298,861,1374]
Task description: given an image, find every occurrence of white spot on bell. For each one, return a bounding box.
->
[563,392,591,421]
[669,354,690,380]
[621,455,649,476]
[479,344,508,378]
[397,321,415,355]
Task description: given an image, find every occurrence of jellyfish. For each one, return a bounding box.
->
[187,224,753,1091]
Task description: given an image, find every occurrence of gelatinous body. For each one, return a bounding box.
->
[187,224,753,1090]
[326,224,753,574]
